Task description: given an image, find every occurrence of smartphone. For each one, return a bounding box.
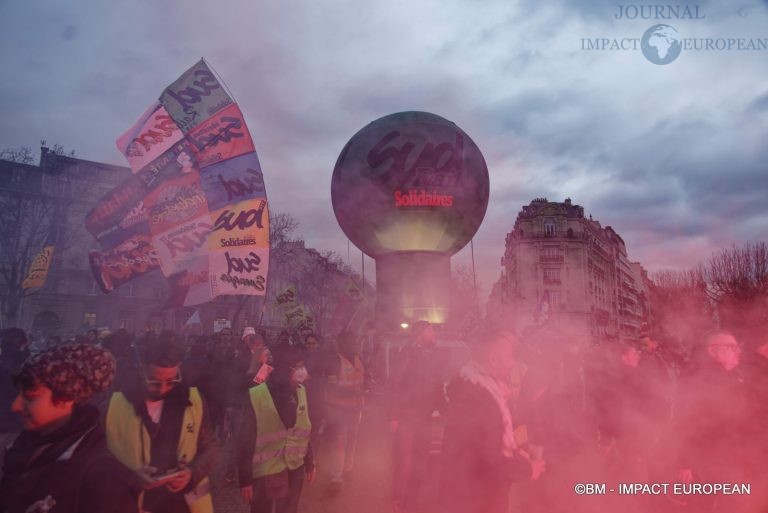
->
[149,468,186,487]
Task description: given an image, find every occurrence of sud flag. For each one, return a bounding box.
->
[22,246,55,289]
[274,284,297,307]
[87,59,270,307]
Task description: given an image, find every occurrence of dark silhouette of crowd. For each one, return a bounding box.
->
[0,320,766,513]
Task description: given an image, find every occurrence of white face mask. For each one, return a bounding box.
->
[292,366,309,384]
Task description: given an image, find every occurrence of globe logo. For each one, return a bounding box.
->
[641,24,682,65]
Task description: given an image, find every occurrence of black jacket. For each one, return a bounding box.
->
[119,380,217,513]
[675,361,753,476]
[439,376,530,513]
[0,405,140,513]
[389,344,446,423]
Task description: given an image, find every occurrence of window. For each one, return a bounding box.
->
[546,290,560,306]
[541,246,563,262]
[543,269,561,285]
[544,219,555,237]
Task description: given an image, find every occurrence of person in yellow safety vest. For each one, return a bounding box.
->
[106,331,218,513]
[324,330,367,495]
[236,344,315,513]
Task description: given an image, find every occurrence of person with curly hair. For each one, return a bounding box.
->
[0,343,141,513]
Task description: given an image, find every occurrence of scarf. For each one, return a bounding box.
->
[2,405,99,480]
[458,360,517,457]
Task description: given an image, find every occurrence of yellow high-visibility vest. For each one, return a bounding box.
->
[106,387,214,513]
[249,383,311,478]
[326,353,364,408]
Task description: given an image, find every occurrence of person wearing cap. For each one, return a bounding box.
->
[105,331,217,513]
[236,344,314,513]
[0,343,141,513]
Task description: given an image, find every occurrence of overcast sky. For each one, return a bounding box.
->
[1,0,767,300]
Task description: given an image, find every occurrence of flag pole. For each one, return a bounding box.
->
[203,58,238,104]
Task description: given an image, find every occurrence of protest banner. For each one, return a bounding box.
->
[22,246,55,289]
[86,59,270,306]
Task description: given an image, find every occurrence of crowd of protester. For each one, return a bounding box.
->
[0,318,765,513]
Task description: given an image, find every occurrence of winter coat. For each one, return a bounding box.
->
[390,344,446,423]
[0,404,140,513]
[439,374,530,513]
[675,361,753,479]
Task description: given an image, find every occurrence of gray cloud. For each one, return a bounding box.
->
[750,90,768,111]
[1,0,767,298]
[61,25,77,41]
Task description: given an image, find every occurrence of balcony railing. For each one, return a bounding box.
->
[518,230,589,240]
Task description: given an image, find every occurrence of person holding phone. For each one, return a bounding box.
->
[106,331,217,513]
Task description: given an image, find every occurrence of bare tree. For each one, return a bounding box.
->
[269,211,300,259]
[0,145,80,328]
[0,191,59,326]
[447,263,482,334]
[649,268,713,340]
[229,211,301,328]
[298,249,349,335]
[0,143,75,167]
[0,146,35,165]
[701,242,768,336]
[701,242,768,303]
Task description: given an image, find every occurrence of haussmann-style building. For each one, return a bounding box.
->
[493,197,649,344]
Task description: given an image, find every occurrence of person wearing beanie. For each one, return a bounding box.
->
[105,331,217,513]
[236,344,315,513]
[0,343,141,513]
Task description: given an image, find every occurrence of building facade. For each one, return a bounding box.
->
[0,146,175,337]
[494,198,649,344]
[1,146,364,340]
